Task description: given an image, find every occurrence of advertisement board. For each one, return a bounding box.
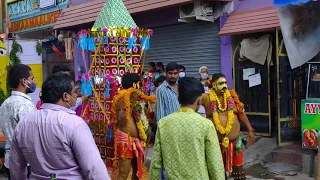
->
[301,99,320,149]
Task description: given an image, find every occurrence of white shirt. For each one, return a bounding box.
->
[0,91,35,168]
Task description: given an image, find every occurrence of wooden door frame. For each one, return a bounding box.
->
[232,41,272,137]
[276,27,302,146]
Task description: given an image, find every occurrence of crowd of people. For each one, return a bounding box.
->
[0,61,255,180]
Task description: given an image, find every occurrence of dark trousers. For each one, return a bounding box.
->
[6,166,31,180]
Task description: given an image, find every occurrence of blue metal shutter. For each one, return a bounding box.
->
[143,21,221,77]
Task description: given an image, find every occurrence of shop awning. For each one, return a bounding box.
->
[218,6,280,36]
[53,0,194,30]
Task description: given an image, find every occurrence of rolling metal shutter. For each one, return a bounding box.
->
[143,21,221,77]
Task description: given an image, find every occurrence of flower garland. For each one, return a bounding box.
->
[132,102,151,147]
[209,89,234,149]
[110,87,156,157]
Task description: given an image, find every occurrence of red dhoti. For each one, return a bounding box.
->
[116,130,144,179]
[220,140,244,173]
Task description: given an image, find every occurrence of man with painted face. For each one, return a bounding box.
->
[202,73,255,180]
[0,64,36,179]
[9,72,110,179]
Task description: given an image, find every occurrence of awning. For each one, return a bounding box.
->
[53,0,193,30]
[218,6,280,36]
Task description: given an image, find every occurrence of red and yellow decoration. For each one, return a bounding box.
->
[110,87,156,157]
[209,89,234,149]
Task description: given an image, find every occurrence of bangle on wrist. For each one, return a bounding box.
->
[248,128,255,132]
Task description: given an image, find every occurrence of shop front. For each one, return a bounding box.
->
[54,0,232,78]
[219,5,304,146]
[5,0,69,95]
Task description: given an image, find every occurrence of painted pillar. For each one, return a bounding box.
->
[220,14,233,88]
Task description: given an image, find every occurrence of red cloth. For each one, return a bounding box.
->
[220,140,244,173]
[116,130,144,179]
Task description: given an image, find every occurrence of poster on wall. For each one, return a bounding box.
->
[301,99,320,149]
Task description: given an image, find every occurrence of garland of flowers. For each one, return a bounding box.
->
[110,87,156,158]
[209,89,234,149]
[132,102,151,147]
[229,89,245,114]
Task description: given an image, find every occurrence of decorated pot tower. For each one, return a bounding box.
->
[77,0,152,168]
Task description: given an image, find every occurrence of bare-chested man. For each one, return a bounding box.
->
[111,73,155,180]
[202,73,255,180]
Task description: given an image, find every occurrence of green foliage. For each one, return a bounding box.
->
[0,88,6,106]
[36,41,42,56]
[10,39,23,65]
[6,39,23,96]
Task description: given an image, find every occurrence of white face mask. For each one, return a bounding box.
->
[200,73,208,80]
[179,72,186,78]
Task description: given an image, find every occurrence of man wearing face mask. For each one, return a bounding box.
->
[9,72,110,180]
[0,64,36,179]
[198,66,209,117]
[202,73,255,180]
[150,77,224,180]
[51,64,87,111]
[199,66,209,93]
[179,65,186,78]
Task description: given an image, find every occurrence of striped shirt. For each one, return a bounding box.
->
[156,80,180,122]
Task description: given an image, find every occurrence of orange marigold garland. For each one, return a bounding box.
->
[111,87,156,159]
[229,89,245,114]
[209,89,234,149]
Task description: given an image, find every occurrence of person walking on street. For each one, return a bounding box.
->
[155,62,180,123]
[0,64,36,179]
[9,73,110,180]
[155,62,180,180]
[150,77,225,180]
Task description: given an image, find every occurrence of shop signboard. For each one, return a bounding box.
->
[40,0,56,9]
[8,0,66,18]
[301,99,320,150]
[10,11,61,32]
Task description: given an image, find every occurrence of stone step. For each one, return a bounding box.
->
[263,144,317,176]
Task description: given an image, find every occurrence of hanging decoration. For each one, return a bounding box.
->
[77,0,153,169]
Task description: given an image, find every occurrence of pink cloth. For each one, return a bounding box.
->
[10,103,110,180]
[36,100,41,110]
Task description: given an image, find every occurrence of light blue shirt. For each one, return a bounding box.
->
[155,81,180,122]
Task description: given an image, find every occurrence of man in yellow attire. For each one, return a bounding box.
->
[202,73,255,179]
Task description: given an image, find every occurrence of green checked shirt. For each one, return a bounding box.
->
[150,108,225,180]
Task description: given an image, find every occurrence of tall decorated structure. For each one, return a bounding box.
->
[77,0,152,170]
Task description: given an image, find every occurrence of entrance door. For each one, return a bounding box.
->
[233,38,272,136]
[276,28,306,146]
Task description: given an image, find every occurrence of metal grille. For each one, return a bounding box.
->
[143,21,221,77]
